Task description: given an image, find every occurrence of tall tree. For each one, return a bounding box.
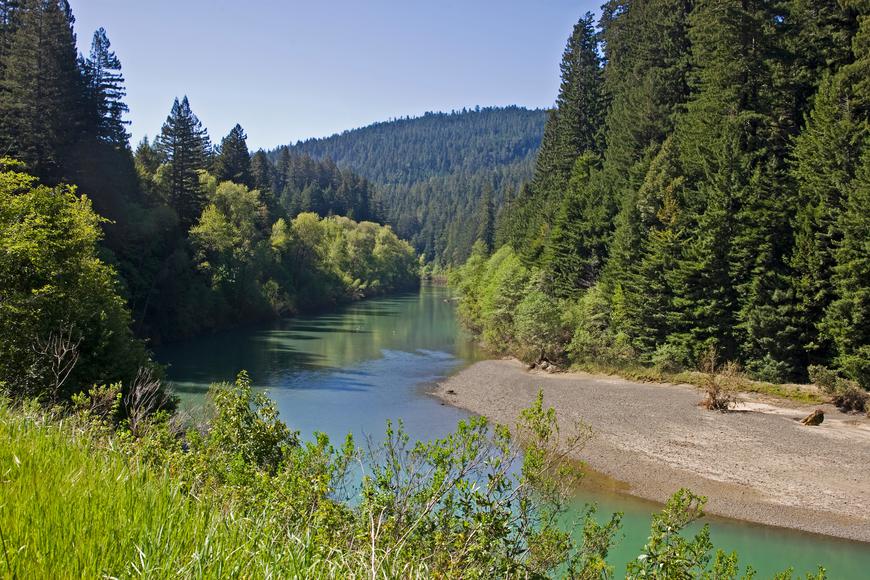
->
[82,27,129,147]
[214,123,253,187]
[156,96,211,229]
[475,184,495,253]
[0,0,83,181]
[507,12,605,260]
[543,152,600,298]
[790,1,869,368]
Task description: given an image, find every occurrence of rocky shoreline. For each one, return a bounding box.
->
[433,359,870,543]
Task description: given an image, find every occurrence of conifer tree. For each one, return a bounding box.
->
[215,123,253,187]
[507,12,605,259]
[790,3,870,367]
[589,0,693,294]
[543,152,600,298]
[274,146,291,199]
[156,96,211,229]
[823,149,870,385]
[475,184,495,253]
[83,27,129,147]
[0,0,83,181]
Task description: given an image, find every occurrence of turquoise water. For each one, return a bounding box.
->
[157,285,870,578]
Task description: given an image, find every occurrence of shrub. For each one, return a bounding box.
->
[832,383,868,414]
[808,365,869,413]
[514,274,566,363]
[652,342,691,373]
[808,365,840,394]
[700,361,743,412]
[566,284,635,366]
[837,346,870,390]
[747,354,791,384]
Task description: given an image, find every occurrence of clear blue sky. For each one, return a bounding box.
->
[69,0,598,150]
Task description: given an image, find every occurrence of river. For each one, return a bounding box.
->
[158,285,870,578]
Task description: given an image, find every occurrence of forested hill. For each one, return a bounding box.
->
[281,107,548,264]
[455,4,870,391]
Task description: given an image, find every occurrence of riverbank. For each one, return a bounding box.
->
[433,359,870,543]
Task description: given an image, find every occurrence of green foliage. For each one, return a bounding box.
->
[506,14,606,264]
[0,379,823,577]
[514,274,567,363]
[286,106,547,264]
[453,0,866,388]
[627,489,757,579]
[214,123,253,188]
[0,162,151,401]
[156,96,212,229]
[0,0,82,182]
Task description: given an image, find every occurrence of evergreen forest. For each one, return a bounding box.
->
[454,3,870,390]
[283,107,548,264]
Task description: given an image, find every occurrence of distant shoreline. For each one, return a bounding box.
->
[433,359,870,543]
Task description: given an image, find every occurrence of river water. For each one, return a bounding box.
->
[158,285,870,578]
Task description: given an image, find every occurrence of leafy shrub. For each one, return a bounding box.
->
[514,274,566,363]
[832,383,868,413]
[808,365,868,413]
[837,345,870,390]
[808,365,840,394]
[567,283,635,365]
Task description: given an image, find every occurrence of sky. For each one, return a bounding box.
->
[69,0,599,150]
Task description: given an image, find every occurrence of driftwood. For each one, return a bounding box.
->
[801,409,824,426]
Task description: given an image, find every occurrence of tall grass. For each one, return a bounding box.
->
[0,403,421,578]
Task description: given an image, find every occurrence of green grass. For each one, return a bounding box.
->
[0,404,417,579]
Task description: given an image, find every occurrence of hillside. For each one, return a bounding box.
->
[282,106,548,264]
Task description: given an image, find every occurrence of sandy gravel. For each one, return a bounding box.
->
[433,359,870,543]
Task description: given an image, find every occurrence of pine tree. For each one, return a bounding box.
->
[156,96,211,229]
[475,184,495,253]
[543,152,600,298]
[0,1,20,74]
[274,146,291,199]
[589,0,693,295]
[790,3,870,368]
[215,123,253,187]
[823,149,870,385]
[0,0,83,181]
[610,138,686,357]
[83,27,129,147]
[507,12,605,259]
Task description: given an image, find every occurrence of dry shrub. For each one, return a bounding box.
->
[700,358,742,412]
[832,383,868,414]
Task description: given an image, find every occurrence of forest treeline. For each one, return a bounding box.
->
[455,2,870,390]
[0,0,418,402]
[284,107,547,264]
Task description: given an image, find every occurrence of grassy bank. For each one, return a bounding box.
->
[0,379,827,579]
[0,403,348,578]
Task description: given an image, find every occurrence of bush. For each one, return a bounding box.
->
[652,342,692,373]
[808,365,868,413]
[567,284,635,366]
[747,354,791,384]
[832,383,868,414]
[837,346,870,390]
[514,274,566,363]
[700,360,743,412]
[808,365,840,394]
